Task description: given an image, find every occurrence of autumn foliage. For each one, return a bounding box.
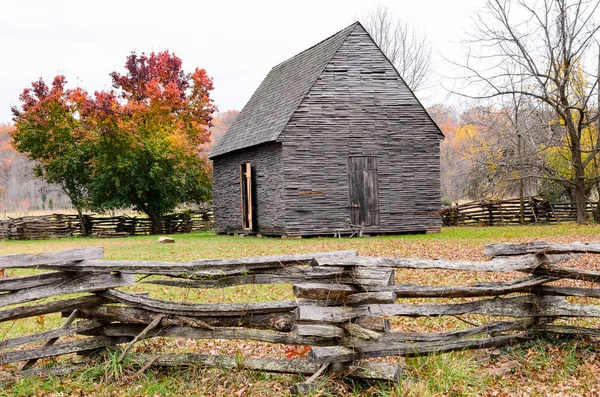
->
[11,51,216,233]
[85,51,216,233]
[284,345,311,359]
[11,76,92,230]
[209,109,239,148]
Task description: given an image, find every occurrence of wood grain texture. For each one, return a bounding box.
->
[535,285,600,297]
[73,305,295,332]
[348,156,380,226]
[295,275,552,300]
[315,254,547,271]
[147,264,391,288]
[99,289,336,317]
[7,243,600,385]
[355,316,390,332]
[30,251,357,275]
[293,283,360,300]
[0,336,130,364]
[0,320,103,350]
[532,324,600,337]
[132,353,401,382]
[211,23,442,236]
[309,334,529,362]
[0,272,71,292]
[342,320,532,347]
[0,247,104,268]
[292,324,346,338]
[90,324,337,346]
[0,273,134,308]
[0,295,107,323]
[359,334,529,359]
[485,241,600,257]
[213,143,285,235]
[294,295,542,323]
[370,276,553,298]
[278,24,442,236]
[343,291,396,305]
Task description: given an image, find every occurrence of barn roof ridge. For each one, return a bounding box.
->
[271,21,361,70]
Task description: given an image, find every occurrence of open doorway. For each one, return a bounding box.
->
[240,163,255,230]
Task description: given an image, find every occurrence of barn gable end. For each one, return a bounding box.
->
[211,22,443,236]
[278,23,442,236]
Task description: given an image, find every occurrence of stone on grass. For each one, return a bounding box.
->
[157,237,175,244]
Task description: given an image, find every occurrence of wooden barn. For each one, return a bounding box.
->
[210,22,444,237]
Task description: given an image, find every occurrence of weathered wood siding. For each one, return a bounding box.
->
[278,24,442,236]
[212,143,285,235]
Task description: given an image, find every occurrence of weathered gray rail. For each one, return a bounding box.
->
[2,242,600,393]
[0,209,212,240]
[441,196,599,226]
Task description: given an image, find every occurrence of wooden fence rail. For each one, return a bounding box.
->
[442,196,599,226]
[0,209,212,240]
[2,242,600,393]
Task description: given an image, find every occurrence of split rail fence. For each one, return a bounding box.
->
[0,209,212,240]
[442,196,599,226]
[2,242,600,393]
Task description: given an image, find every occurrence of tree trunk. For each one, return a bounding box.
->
[568,114,587,224]
[516,104,524,224]
[149,214,164,235]
[571,142,588,224]
[563,91,587,224]
[76,207,87,237]
[595,45,600,223]
[574,176,588,224]
[519,180,525,224]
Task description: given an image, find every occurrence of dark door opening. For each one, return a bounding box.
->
[348,156,380,226]
[240,163,254,230]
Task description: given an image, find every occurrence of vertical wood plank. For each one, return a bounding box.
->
[246,163,253,230]
[240,164,247,229]
[348,156,379,226]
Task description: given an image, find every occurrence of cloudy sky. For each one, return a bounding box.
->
[0,0,483,123]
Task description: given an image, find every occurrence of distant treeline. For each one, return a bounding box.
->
[0,123,72,212]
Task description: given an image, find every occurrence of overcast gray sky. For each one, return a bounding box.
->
[0,0,482,123]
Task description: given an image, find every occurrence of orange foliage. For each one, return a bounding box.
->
[0,124,17,170]
[208,109,239,149]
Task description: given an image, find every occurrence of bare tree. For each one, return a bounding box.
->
[360,4,433,93]
[454,0,600,223]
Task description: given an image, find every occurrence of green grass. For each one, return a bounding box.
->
[2,224,600,396]
[1,224,600,265]
[404,350,489,396]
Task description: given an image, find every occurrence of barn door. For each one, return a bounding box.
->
[240,163,254,230]
[348,156,380,226]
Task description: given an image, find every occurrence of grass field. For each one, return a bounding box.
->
[2,224,600,396]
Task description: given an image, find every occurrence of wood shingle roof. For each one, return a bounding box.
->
[209,22,359,158]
